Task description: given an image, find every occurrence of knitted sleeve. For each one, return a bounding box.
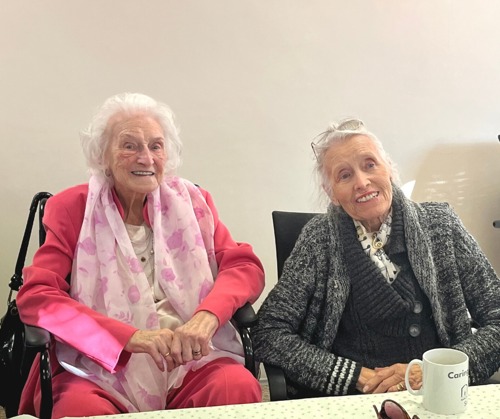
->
[443,206,500,383]
[253,221,362,396]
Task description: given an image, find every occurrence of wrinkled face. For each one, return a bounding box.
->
[324,134,393,232]
[104,113,166,205]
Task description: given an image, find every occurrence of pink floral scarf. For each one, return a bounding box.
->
[56,175,244,412]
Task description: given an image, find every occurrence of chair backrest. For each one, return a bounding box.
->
[38,195,51,246]
[2,192,52,418]
[271,211,319,278]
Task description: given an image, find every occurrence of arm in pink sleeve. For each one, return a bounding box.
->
[194,189,265,326]
[17,186,137,373]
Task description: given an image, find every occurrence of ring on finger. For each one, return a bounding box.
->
[397,382,405,391]
[192,349,202,356]
[164,351,170,358]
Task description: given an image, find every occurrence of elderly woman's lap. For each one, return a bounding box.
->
[49,358,260,418]
[50,371,126,418]
[167,357,262,408]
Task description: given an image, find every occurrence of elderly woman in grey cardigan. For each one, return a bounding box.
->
[253,119,500,398]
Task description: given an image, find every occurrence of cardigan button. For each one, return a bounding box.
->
[409,324,421,337]
[413,301,423,314]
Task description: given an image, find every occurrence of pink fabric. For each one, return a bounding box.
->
[56,175,244,412]
[49,371,127,419]
[17,182,264,416]
[42,357,260,419]
[166,357,262,408]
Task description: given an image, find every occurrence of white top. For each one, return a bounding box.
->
[124,223,183,330]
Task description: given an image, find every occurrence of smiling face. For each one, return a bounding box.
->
[324,134,393,232]
[104,112,167,210]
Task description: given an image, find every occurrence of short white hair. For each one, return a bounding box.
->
[312,118,400,197]
[80,92,182,177]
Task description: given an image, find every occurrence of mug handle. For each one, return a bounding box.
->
[405,359,423,396]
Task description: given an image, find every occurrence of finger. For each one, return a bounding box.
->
[185,335,203,362]
[387,384,401,393]
[363,376,385,393]
[153,340,173,372]
[373,376,401,393]
[163,354,177,372]
[192,346,203,360]
[151,350,165,371]
[169,335,184,365]
[371,384,387,394]
[388,381,406,393]
[161,339,177,372]
[182,339,193,364]
[374,367,395,380]
[200,340,211,356]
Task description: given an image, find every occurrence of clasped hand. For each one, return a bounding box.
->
[124,310,219,372]
[357,363,422,394]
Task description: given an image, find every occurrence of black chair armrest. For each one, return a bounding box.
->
[24,325,51,348]
[22,325,53,419]
[231,302,259,378]
[22,325,50,378]
[232,301,258,328]
[264,363,288,401]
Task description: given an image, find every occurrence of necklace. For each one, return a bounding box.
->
[139,246,154,263]
[126,224,154,263]
[126,224,157,296]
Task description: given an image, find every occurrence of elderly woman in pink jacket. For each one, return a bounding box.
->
[17,93,265,418]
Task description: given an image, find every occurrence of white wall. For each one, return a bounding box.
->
[1,0,500,317]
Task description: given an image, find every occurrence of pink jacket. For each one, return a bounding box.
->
[17,183,264,414]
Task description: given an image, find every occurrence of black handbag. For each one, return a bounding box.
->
[0,192,52,417]
[0,299,24,417]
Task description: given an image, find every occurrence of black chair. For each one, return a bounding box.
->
[272,211,319,278]
[263,211,319,401]
[15,192,258,419]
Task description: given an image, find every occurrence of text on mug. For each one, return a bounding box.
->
[448,369,468,379]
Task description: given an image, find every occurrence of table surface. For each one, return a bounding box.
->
[55,384,499,419]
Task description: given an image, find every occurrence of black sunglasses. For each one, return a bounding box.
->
[373,399,420,419]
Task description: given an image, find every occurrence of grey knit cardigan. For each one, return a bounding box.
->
[252,187,500,397]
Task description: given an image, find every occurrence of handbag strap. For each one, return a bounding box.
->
[9,192,53,299]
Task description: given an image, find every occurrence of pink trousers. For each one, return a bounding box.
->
[46,357,261,418]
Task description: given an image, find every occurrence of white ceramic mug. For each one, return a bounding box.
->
[405,348,469,415]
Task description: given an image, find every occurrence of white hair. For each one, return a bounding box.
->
[312,118,400,198]
[80,92,182,177]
